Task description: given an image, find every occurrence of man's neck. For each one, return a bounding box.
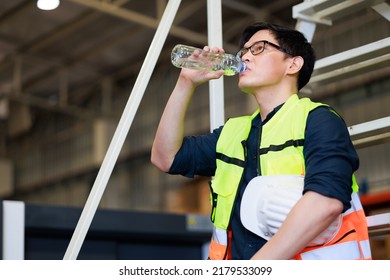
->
[254,87,296,120]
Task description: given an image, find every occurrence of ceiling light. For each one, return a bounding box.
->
[37,0,60,10]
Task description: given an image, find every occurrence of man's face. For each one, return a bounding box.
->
[238,30,292,95]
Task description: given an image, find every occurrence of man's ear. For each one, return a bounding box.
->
[287,56,304,74]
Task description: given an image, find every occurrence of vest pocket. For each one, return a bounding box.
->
[209,171,242,228]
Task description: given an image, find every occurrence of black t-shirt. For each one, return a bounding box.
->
[169,105,359,259]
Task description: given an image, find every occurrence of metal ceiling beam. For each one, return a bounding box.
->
[66,0,210,45]
[0,0,247,122]
[24,0,132,55]
[349,116,390,148]
[166,0,205,23]
[1,0,234,120]
[349,116,390,137]
[294,0,390,89]
[27,11,101,54]
[293,0,386,25]
[0,1,32,26]
[2,91,111,120]
[223,0,295,18]
[0,11,99,75]
[309,36,390,85]
[223,0,267,18]
[372,2,390,21]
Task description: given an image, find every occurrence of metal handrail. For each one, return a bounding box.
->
[367,213,390,237]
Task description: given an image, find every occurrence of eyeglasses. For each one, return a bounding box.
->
[236,40,292,59]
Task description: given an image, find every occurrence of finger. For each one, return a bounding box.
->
[208,69,225,80]
[210,47,225,53]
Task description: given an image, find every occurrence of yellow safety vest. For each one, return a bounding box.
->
[208,94,371,260]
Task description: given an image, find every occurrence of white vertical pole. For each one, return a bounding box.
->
[295,19,316,43]
[205,0,224,261]
[63,0,182,260]
[2,201,25,260]
[207,0,225,131]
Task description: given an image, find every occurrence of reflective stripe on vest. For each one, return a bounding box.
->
[294,192,372,260]
[300,240,370,260]
[208,227,232,260]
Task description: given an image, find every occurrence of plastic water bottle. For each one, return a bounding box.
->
[171,44,246,76]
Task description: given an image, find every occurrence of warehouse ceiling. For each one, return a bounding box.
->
[0,0,389,146]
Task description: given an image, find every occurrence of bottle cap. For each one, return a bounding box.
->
[239,62,247,74]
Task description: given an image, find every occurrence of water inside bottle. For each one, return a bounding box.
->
[171,44,246,76]
[173,57,245,76]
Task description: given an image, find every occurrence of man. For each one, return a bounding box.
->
[151,22,371,260]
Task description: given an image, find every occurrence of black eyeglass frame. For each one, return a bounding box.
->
[236,40,292,59]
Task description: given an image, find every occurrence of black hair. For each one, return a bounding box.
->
[239,22,315,90]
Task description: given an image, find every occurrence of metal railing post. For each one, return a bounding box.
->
[207,0,225,131]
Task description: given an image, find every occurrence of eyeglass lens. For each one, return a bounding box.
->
[237,41,266,59]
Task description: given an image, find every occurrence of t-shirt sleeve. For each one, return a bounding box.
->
[168,126,222,178]
[303,106,359,212]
